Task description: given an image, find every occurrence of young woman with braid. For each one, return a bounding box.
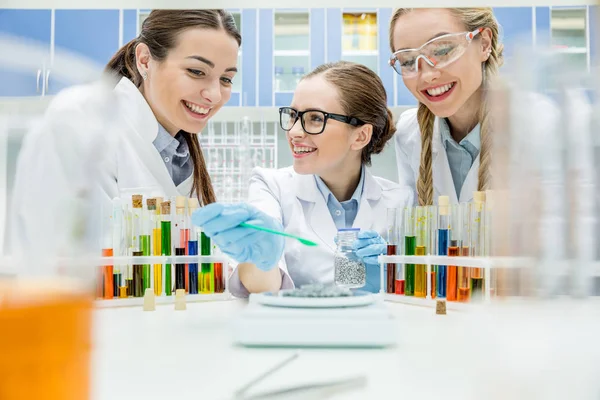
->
[389,8,502,205]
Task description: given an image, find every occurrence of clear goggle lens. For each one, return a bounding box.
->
[389,28,482,78]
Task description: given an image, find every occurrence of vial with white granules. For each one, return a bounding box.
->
[334,228,366,289]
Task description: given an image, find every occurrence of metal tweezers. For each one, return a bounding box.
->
[230,351,368,400]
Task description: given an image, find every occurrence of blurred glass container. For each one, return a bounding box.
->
[274,66,284,91]
[0,278,93,400]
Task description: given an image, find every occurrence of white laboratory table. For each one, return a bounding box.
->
[92,297,600,400]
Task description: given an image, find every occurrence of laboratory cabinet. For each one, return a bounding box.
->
[0,6,595,106]
[0,9,121,97]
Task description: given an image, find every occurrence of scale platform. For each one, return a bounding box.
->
[232,292,397,348]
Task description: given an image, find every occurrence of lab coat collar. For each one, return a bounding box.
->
[295,167,382,203]
[114,77,159,143]
[295,168,381,250]
[114,77,193,197]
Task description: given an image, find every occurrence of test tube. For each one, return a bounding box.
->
[175,247,186,290]
[100,203,113,299]
[404,207,416,296]
[457,202,471,302]
[188,232,199,295]
[200,230,214,294]
[437,196,450,299]
[213,244,224,294]
[188,198,200,295]
[414,206,428,298]
[161,201,173,296]
[471,192,485,300]
[132,250,144,297]
[131,194,143,252]
[175,197,190,292]
[140,203,152,293]
[148,198,162,296]
[112,198,124,298]
[428,205,438,299]
[386,208,400,294]
[485,190,496,298]
[446,203,461,301]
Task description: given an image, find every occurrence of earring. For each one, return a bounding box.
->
[141,71,148,81]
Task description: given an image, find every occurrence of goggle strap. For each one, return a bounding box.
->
[466,27,484,41]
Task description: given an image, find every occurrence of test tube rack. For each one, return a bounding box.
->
[95,254,231,308]
[199,116,278,204]
[378,255,556,310]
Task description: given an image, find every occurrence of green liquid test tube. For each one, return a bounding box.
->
[404,207,416,296]
[140,235,151,291]
[162,220,172,296]
[200,232,214,294]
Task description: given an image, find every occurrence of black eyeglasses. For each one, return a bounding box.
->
[278,107,365,135]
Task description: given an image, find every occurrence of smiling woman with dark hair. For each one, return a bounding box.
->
[12,10,241,255]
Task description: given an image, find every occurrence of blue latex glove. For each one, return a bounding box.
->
[352,230,387,266]
[191,202,285,271]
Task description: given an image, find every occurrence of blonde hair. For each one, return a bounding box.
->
[389,8,504,206]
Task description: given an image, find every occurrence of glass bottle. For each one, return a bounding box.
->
[274,66,284,91]
[334,228,366,289]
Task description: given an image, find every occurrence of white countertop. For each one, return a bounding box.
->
[91,297,600,400]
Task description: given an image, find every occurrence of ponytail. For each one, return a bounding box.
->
[416,103,435,206]
[181,132,216,205]
[104,39,142,87]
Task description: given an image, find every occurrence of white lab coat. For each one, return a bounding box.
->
[11,77,193,259]
[228,166,414,297]
[394,108,480,205]
[394,95,558,205]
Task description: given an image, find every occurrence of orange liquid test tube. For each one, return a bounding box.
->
[447,242,459,301]
[102,248,114,299]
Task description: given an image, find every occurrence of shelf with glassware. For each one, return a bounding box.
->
[272,10,311,104]
[340,12,379,73]
[550,6,589,72]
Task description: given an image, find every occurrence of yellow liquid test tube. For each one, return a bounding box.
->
[152,227,162,296]
[147,198,163,296]
[414,206,428,298]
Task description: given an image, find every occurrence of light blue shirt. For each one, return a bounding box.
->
[153,125,193,186]
[439,119,481,198]
[314,167,365,230]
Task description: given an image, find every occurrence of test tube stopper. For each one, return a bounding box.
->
[436,300,447,315]
[175,289,186,311]
[143,288,156,311]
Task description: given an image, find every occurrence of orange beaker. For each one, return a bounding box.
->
[0,279,93,400]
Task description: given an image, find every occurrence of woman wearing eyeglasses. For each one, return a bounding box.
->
[389,8,502,206]
[192,61,414,296]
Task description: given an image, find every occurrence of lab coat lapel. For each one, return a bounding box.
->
[432,118,459,204]
[352,169,381,231]
[459,154,479,203]
[115,78,179,197]
[295,173,337,251]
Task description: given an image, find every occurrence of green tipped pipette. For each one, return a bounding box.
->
[240,222,318,247]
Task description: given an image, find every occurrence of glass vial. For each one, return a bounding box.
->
[334,228,366,289]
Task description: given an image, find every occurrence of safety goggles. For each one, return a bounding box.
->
[389,28,483,78]
[279,107,365,135]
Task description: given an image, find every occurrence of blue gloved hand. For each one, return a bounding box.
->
[191,202,285,271]
[352,230,387,266]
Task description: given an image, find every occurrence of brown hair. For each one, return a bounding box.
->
[303,61,396,165]
[389,8,504,206]
[105,10,241,205]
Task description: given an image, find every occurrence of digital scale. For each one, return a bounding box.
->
[232,291,397,348]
